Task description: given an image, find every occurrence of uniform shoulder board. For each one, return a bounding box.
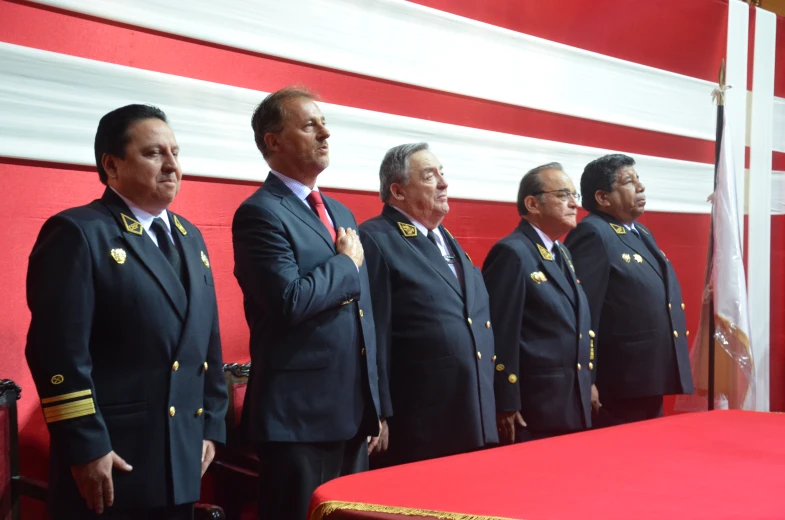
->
[609,223,626,235]
[397,222,417,237]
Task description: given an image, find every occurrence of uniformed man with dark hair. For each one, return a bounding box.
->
[359,142,497,467]
[25,104,228,519]
[483,163,597,443]
[564,153,694,426]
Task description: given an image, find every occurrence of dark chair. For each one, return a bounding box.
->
[1,379,48,520]
[0,379,225,520]
[210,363,258,519]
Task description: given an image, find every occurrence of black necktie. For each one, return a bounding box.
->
[151,217,183,283]
[630,226,641,239]
[426,230,441,250]
[552,243,570,278]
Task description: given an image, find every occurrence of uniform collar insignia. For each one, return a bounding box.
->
[397,222,417,237]
[173,214,188,236]
[443,227,454,239]
[610,223,626,235]
[537,243,553,261]
[121,213,143,235]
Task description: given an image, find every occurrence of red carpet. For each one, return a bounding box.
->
[310,411,785,519]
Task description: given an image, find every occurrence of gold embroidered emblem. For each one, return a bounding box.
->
[121,213,143,235]
[397,222,417,237]
[622,253,631,263]
[173,215,188,236]
[537,244,553,261]
[110,248,126,264]
[610,223,626,235]
[530,271,547,284]
[633,253,643,264]
[201,251,210,269]
[50,374,64,385]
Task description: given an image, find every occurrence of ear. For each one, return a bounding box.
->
[263,132,281,153]
[389,183,406,201]
[595,190,611,208]
[102,154,119,181]
[523,194,540,215]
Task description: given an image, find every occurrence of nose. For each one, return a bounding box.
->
[317,122,330,141]
[636,180,646,193]
[437,173,448,190]
[567,195,578,208]
[162,150,179,174]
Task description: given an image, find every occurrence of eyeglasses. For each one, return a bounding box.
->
[533,189,581,202]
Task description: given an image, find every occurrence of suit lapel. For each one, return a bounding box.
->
[636,225,670,283]
[556,242,581,306]
[382,205,462,297]
[100,189,187,321]
[264,174,335,251]
[442,225,471,303]
[169,212,206,359]
[518,220,576,307]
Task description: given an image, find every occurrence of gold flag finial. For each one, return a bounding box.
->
[712,59,728,106]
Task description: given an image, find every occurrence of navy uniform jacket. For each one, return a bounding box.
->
[25,188,228,513]
[563,212,694,400]
[232,173,380,443]
[483,220,593,434]
[359,204,497,466]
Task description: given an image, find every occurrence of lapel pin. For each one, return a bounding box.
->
[201,251,210,269]
[622,253,631,263]
[633,253,643,264]
[110,248,127,264]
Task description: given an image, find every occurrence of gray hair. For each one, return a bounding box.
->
[517,162,563,216]
[379,142,430,202]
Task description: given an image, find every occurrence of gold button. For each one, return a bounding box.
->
[361,348,366,356]
[681,303,686,310]
[477,351,482,360]
[577,363,582,371]
[589,362,594,370]
[589,330,595,338]
[485,321,491,328]
[172,361,179,372]
[508,374,517,384]
[359,309,364,317]
[195,408,203,417]
[673,331,679,338]
[668,303,672,309]
[169,406,176,417]
[492,355,497,362]
[203,362,208,371]
[579,333,583,339]
[496,363,505,372]
[467,317,473,325]
[686,330,690,337]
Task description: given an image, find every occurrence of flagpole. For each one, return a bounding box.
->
[708,60,725,411]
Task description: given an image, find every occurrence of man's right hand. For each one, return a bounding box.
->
[71,451,132,514]
[336,227,364,268]
[496,411,526,445]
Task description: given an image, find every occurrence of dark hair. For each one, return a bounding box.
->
[580,154,636,212]
[516,162,562,216]
[94,104,168,185]
[378,142,430,202]
[251,86,317,158]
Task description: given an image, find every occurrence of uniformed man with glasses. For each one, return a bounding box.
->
[483,162,597,442]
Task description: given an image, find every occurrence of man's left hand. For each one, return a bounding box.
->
[591,384,602,412]
[369,418,389,455]
[201,440,216,477]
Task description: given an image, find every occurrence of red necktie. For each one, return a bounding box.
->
[306,190,336,242]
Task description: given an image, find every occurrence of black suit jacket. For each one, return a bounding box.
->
[359,205,497,466]
[564,212,694,400]
[25,188,228,512]
[483,220,593,434]
[232,173,380,443]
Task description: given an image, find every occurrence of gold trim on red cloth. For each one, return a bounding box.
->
[310,501,519,520]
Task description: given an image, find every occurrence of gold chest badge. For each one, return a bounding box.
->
[201,251,210,268]
[110,248,127,264]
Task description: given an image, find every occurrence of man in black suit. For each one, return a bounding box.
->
[483,163,597,443]
[25,104,228,519]
[564,154,694,426]
[359,143,497,467]
[232,87,381,520]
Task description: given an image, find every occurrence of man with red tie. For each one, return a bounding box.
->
[232,87,382,520]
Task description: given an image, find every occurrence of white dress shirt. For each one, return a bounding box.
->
[111,188,173,247]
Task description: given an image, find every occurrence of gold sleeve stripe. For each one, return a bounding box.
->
[41,389,92,405]
[43,398,95,423]
[45,405,96,424]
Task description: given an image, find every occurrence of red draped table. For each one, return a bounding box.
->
[309,411,785,520]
